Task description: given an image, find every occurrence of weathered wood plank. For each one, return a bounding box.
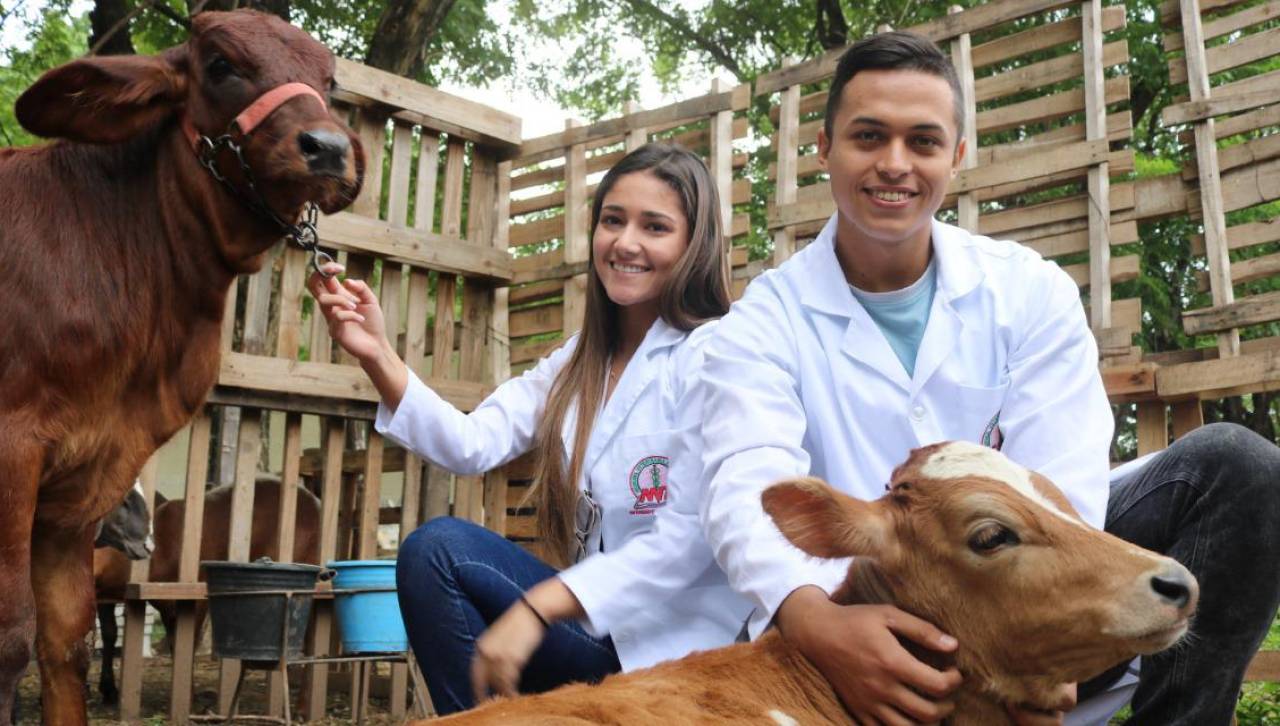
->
[319,211,512,282]
[1183,291,1280,335]
[334,58,521,149]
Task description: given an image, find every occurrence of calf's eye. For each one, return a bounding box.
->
[206,56,236,82]
[968,524,1019,554]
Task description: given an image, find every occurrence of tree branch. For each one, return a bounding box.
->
[815,0,848,50]
[616,0,746,81]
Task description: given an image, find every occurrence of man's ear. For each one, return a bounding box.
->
[762,477,894,560]
[16,48,188,144]
[817,126,831,170]
[951,135,967,178]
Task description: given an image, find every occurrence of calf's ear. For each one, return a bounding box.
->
[16,47,187,143]
[762,477,894,561]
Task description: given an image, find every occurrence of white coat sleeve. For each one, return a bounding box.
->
[557,329,719,637]
[374,337,577,476]
[698,278,833,638]
[997,263,1113,528]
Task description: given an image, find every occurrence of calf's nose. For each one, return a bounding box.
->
[1150,563,1198,612]
[298,129,350,175]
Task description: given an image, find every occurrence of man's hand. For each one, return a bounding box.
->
[775,587,962,726]
[1007,682,1076,726]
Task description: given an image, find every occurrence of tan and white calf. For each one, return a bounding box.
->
[420,441,1197,725]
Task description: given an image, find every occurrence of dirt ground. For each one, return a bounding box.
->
[15,655,413,725]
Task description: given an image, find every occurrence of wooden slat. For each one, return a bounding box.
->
[563,119,590,336]
[318,211,512,282]
[753,0,1075,95]
[1083,0,1112,332]
[1158,348,1280,399]
[1102,363,1159,398]
[1136,402,1168,455]
[976,75,1128,135]
[1061,254,1140,289]
[517,84,749,161]
[973,40,1127,104]
[217,410,263,714]
[1183,290,1280,335]
[950,6,979,233]
[218,352,490,411]
[334,58,521,149]
[971,6,1125,69]
[1246,650,1280,681]
[387,122,416,227]
[1164,0,1280,50]
[1169,25,1280,84]
[306,422,346,719]
[169,413,212,722]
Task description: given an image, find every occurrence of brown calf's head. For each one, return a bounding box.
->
[16,9,363,220]
[763,441,1197,707]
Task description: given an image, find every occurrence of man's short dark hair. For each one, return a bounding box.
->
[822,31,965,144]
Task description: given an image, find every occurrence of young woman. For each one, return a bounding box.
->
[308,142,753,714]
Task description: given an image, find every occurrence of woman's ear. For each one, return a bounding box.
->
[16,48,188,144]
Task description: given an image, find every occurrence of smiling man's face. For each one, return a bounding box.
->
[819,68,964,257]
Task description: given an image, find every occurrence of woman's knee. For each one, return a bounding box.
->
[398,516,485,573]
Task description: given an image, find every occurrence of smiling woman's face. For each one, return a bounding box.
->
[819,68,964,253]
[591,170,690,318]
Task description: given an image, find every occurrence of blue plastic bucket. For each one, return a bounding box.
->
[327,559,407,653]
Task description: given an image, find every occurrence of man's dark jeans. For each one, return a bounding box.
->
[1080,423,1280,725]
[395,516,621,716]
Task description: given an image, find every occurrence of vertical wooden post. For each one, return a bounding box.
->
[1171,399,1205,440]
[1083,0,1112,334]
[1136,402,1168,455]
[412,132,446,523]
[267,412,304,717]
[1180,0,1240,357]
[709,78,735,240]
[563,118,590,335]
[429,138,467,519]
[169,413,212,724]
[119,455,158,721]
[772,58,800,266]
[623,101,646,152]
[305,421,347,719]
[485,160,513,539]
[218,411,263,715]
[949,6,979,233]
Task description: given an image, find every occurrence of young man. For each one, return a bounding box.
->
[699,31,1280,726]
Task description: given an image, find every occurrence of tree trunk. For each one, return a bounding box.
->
[89,0,137,56]
[816,0,848,50]
[365,0,459,77]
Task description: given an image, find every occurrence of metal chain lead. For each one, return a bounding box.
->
[197,133,334,278]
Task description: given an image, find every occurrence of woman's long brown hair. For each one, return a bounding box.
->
[529,142,731,568]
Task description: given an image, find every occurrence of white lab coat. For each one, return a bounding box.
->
[699,215,1115,638]
[377,317,753,671]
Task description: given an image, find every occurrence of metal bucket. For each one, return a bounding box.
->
[327,559,408,653]
[202,559,322,662]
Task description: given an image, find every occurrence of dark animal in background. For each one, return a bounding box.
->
[91,482,162,706]
[0,9,364,723]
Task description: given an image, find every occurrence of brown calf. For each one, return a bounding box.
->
[421,442,1196,725]
[0,10,362,723]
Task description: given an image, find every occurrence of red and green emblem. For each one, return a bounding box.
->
[628,454,669,514]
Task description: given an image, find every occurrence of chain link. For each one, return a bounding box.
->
[196,132,334,278]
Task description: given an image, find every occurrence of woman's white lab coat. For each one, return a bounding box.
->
[376,317,753,671]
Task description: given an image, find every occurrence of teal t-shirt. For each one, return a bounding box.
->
[849,258,937,377]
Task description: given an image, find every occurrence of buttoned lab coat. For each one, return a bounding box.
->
[700,215,1115,638]
[377,317,753,671]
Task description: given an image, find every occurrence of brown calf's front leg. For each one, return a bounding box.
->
[0,441,40,726]
[31,521,96,726]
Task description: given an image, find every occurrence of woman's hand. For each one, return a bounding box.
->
[306,262,388,364]
[470,599,550,702]
[306,262,408,409]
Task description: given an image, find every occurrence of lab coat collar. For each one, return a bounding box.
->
[798,215,985,316]
[798,215,981,392]
[580,317,686,479]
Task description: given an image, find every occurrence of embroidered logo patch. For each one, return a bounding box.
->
[629,454,670,515]
[981,412,1004,451]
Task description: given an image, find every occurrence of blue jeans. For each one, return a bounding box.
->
[396,516,621,715]
[1080,423,1280,725]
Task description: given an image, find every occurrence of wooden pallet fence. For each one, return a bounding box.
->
[115,60,520,723]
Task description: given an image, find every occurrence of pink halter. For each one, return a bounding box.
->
[181,82,326,148]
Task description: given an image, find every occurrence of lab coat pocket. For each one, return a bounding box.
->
[604,426,694,520]
[952,379,1010,447]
